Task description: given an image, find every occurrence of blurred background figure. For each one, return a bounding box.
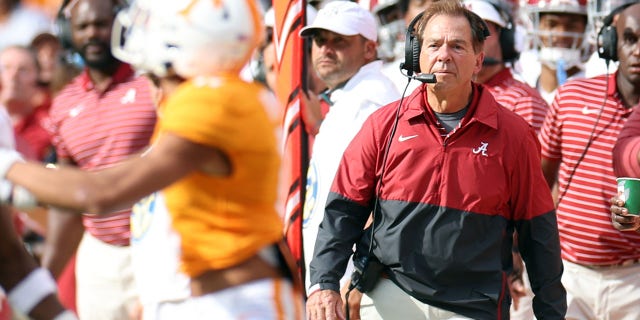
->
[0,0,52,52]
[29,32,61,87]
[0,45,52,162]
[517,0,591,104]
[373,0,405,64]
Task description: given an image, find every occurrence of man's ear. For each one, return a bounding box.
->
[364,40,378,61]
[474,51,485,75]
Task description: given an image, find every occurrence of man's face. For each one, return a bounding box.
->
[0,47,39,107]
[419,14,483,92]
[538,12,587,49]
[482,21,503,64]
[310,30,373,88]
[616,4,640,86]
[70,0,118,70]
[263,41,277,92]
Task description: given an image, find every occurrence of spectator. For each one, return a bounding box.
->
[0,45,52,161]
[539,2,640,319]
[0,0,304,319]
[517,0,591,104]
[40,0,157,319]
[306,2,565,319]
[298,1,400,318]
[29,32,61,87]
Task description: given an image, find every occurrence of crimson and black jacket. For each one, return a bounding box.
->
[309,84,566,319]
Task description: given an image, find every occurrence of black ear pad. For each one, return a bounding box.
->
[499,24,519,63]
[401,12,424,76]
[55,0,73,50]
[597,1,637,63]
[410,34,421,74]
[598,25,618,62]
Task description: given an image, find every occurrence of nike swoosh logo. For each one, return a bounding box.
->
[582,106,598,115]
[398,134,418,142]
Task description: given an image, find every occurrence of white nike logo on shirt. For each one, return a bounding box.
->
[582,106,598,115]
[398,134,418,142]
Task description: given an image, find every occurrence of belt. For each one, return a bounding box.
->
[583,258,640,269]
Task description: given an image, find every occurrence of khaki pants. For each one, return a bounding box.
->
[563,259,640,320]
[365,278,473,320]
[76,232,138,320]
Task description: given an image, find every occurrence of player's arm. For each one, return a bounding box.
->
[2,132,229,215]
[40,157,84,279]
[0,205,74,320]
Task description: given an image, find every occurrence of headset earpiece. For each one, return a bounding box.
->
[598,24,618,62]
[597,2,636,63]
[55,0,72,50]
[401,12,424,76]
[489,0,519,64]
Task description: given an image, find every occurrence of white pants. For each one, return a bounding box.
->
[156,278,303,319]
[563,259,640,320]
[76,232,138,320]
[365,278,473,320]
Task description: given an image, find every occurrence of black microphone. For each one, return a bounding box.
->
[412,73,437,83]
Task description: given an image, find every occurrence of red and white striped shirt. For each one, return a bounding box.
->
[46,64,156,246]
[540,72,640,265]
[484,68,549,134]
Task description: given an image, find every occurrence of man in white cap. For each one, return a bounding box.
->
[298,1,399,319]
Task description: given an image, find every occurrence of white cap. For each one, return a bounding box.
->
[299,1,377,41]
[464,0,507,28]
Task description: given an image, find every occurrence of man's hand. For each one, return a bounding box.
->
[611,195,640,231]
[340,282,363,320]
[306,289,345,320]
[509,251,526,310]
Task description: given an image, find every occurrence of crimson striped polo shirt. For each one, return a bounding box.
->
[46,63,157,246]
[484,68,549,134]
[540,72,640,265]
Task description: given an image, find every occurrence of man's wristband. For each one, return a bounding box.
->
[7,268,57,315]
[53,310,78,320]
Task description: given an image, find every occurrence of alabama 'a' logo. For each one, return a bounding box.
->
[472,142,489,157]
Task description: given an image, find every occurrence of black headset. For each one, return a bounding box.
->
[401,8,490,77]
[55,0,127,51]
[400,11,423,76]
[484,0,519,64]
[597,1,638,63]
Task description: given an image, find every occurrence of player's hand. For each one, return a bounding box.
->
[306,289,345,320]
[611,195,640,231]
